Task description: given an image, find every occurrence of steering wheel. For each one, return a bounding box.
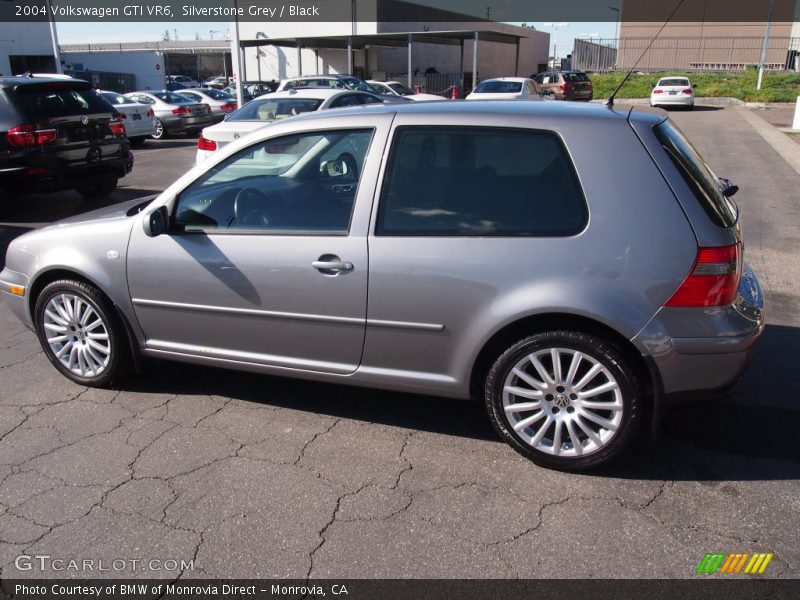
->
[337,152,359,180]
[232,187,277,228]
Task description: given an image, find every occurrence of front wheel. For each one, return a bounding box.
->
[485,331,641,471]
[34,279,132,387]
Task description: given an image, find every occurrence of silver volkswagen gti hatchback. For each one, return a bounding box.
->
[0,101,764,471]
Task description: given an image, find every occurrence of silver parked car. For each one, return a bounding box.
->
[98,91,157,146]
[176,88,238,122]
[0,102,764,470]
[126,91,215,139]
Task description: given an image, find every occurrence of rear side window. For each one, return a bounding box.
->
[377,126,587,236]
[473,81,522,93]
[11,86,112,118]
[655,119,737,227]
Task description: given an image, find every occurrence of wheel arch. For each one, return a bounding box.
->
[28,268,143,373]
[468,312,658,435]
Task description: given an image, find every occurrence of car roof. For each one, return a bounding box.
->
[478,77,531,83]
[257,88,353,100]
[270,98,658,125]
[1,75,84,86]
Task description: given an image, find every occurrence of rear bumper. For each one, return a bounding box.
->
[0,152,133,194]
[632,263,765,405]
[161,115,215,133]
[650,95,694,106]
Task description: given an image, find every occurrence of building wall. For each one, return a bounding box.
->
[617,22,797,70]
[0,22,56,75]
[376,22,549,81]
[61,51,166,90]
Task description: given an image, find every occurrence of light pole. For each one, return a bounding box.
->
[757,0,775,91]
[45,0,62,74]
[608,6,620,43]
[544,22,568,69]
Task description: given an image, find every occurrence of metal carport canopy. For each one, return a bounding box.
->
[238,30,525,88]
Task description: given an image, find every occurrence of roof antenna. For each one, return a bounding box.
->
[606,0,687,107]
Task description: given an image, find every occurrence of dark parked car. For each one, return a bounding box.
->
[0,76,132,212]
[533,71,594,101]
[0,101,763,471]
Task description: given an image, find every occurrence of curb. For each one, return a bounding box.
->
[738,108,800,177]
[591,97,744,106]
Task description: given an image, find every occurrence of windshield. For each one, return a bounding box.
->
[228,97,323,121]
[655,119,737,227]
[152,92,194,104]
[388,82,415,96]
[658,78,690,87]
[473,81,522,94]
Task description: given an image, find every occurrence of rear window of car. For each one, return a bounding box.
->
[655,119,737,227]
[152,92,192,103]
[563,73,589,82]
[100,92,129,105]
[658,78,689,87]
[473,81,522,94]
[10,85,112,118]
[228,98,323,121]
[377,126,588,236]
[202,88,233,100]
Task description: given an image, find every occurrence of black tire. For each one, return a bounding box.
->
[485,330,642,471]
[34,279,132,387]
[75,177,118,200]
[129,136,147,147]
[151,119,167,140]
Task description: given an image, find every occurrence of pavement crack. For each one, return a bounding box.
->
[0,350,43,371]
[293,418,340,467]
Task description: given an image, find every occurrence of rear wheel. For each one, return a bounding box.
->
[34,279,132,387]
[151,119,166,140]
[75,177,118,200]
[485,331,641,471]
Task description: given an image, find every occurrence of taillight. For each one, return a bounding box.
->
[665,244,742,307]
[7,124,56,147]
[203,104,211,114]
[108,116,126,137]
[682,88,693,95]
[587,82,593,89]
[653,89,664,94]
[197,134,217,151]
[146,109,155,117]
[560,83,568,91]
[220,102,237,112]
[172,106,191,115]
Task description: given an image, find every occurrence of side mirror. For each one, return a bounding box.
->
[143,205,169,237]
[719,177,739,198]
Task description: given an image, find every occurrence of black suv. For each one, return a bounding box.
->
[0,76,133,211]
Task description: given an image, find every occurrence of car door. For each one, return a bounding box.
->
[126,116,392,374]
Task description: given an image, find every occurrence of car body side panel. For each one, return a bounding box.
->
[361,109,698,398]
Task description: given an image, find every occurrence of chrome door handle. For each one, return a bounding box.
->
[312,260,353,272]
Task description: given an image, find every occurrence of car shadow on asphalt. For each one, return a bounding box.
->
[115,323,800,481]
[137,138,199,150]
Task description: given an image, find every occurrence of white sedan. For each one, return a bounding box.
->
[98,91,156,146]
[465,77,545,101]
[650,77,695,109]
[196,88,384,163]
[367,80,443,101]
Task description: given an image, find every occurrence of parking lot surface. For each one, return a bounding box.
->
[0,110,798,579]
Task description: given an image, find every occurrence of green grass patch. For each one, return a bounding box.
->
[589,70,800,102]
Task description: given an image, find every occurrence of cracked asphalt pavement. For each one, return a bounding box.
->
[0,109,798,580]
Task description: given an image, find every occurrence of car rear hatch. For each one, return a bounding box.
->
[563,73,592,97]
[4,80,127,169]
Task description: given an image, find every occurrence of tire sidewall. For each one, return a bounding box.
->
[34,280,125,387]
[485,331,641,471]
